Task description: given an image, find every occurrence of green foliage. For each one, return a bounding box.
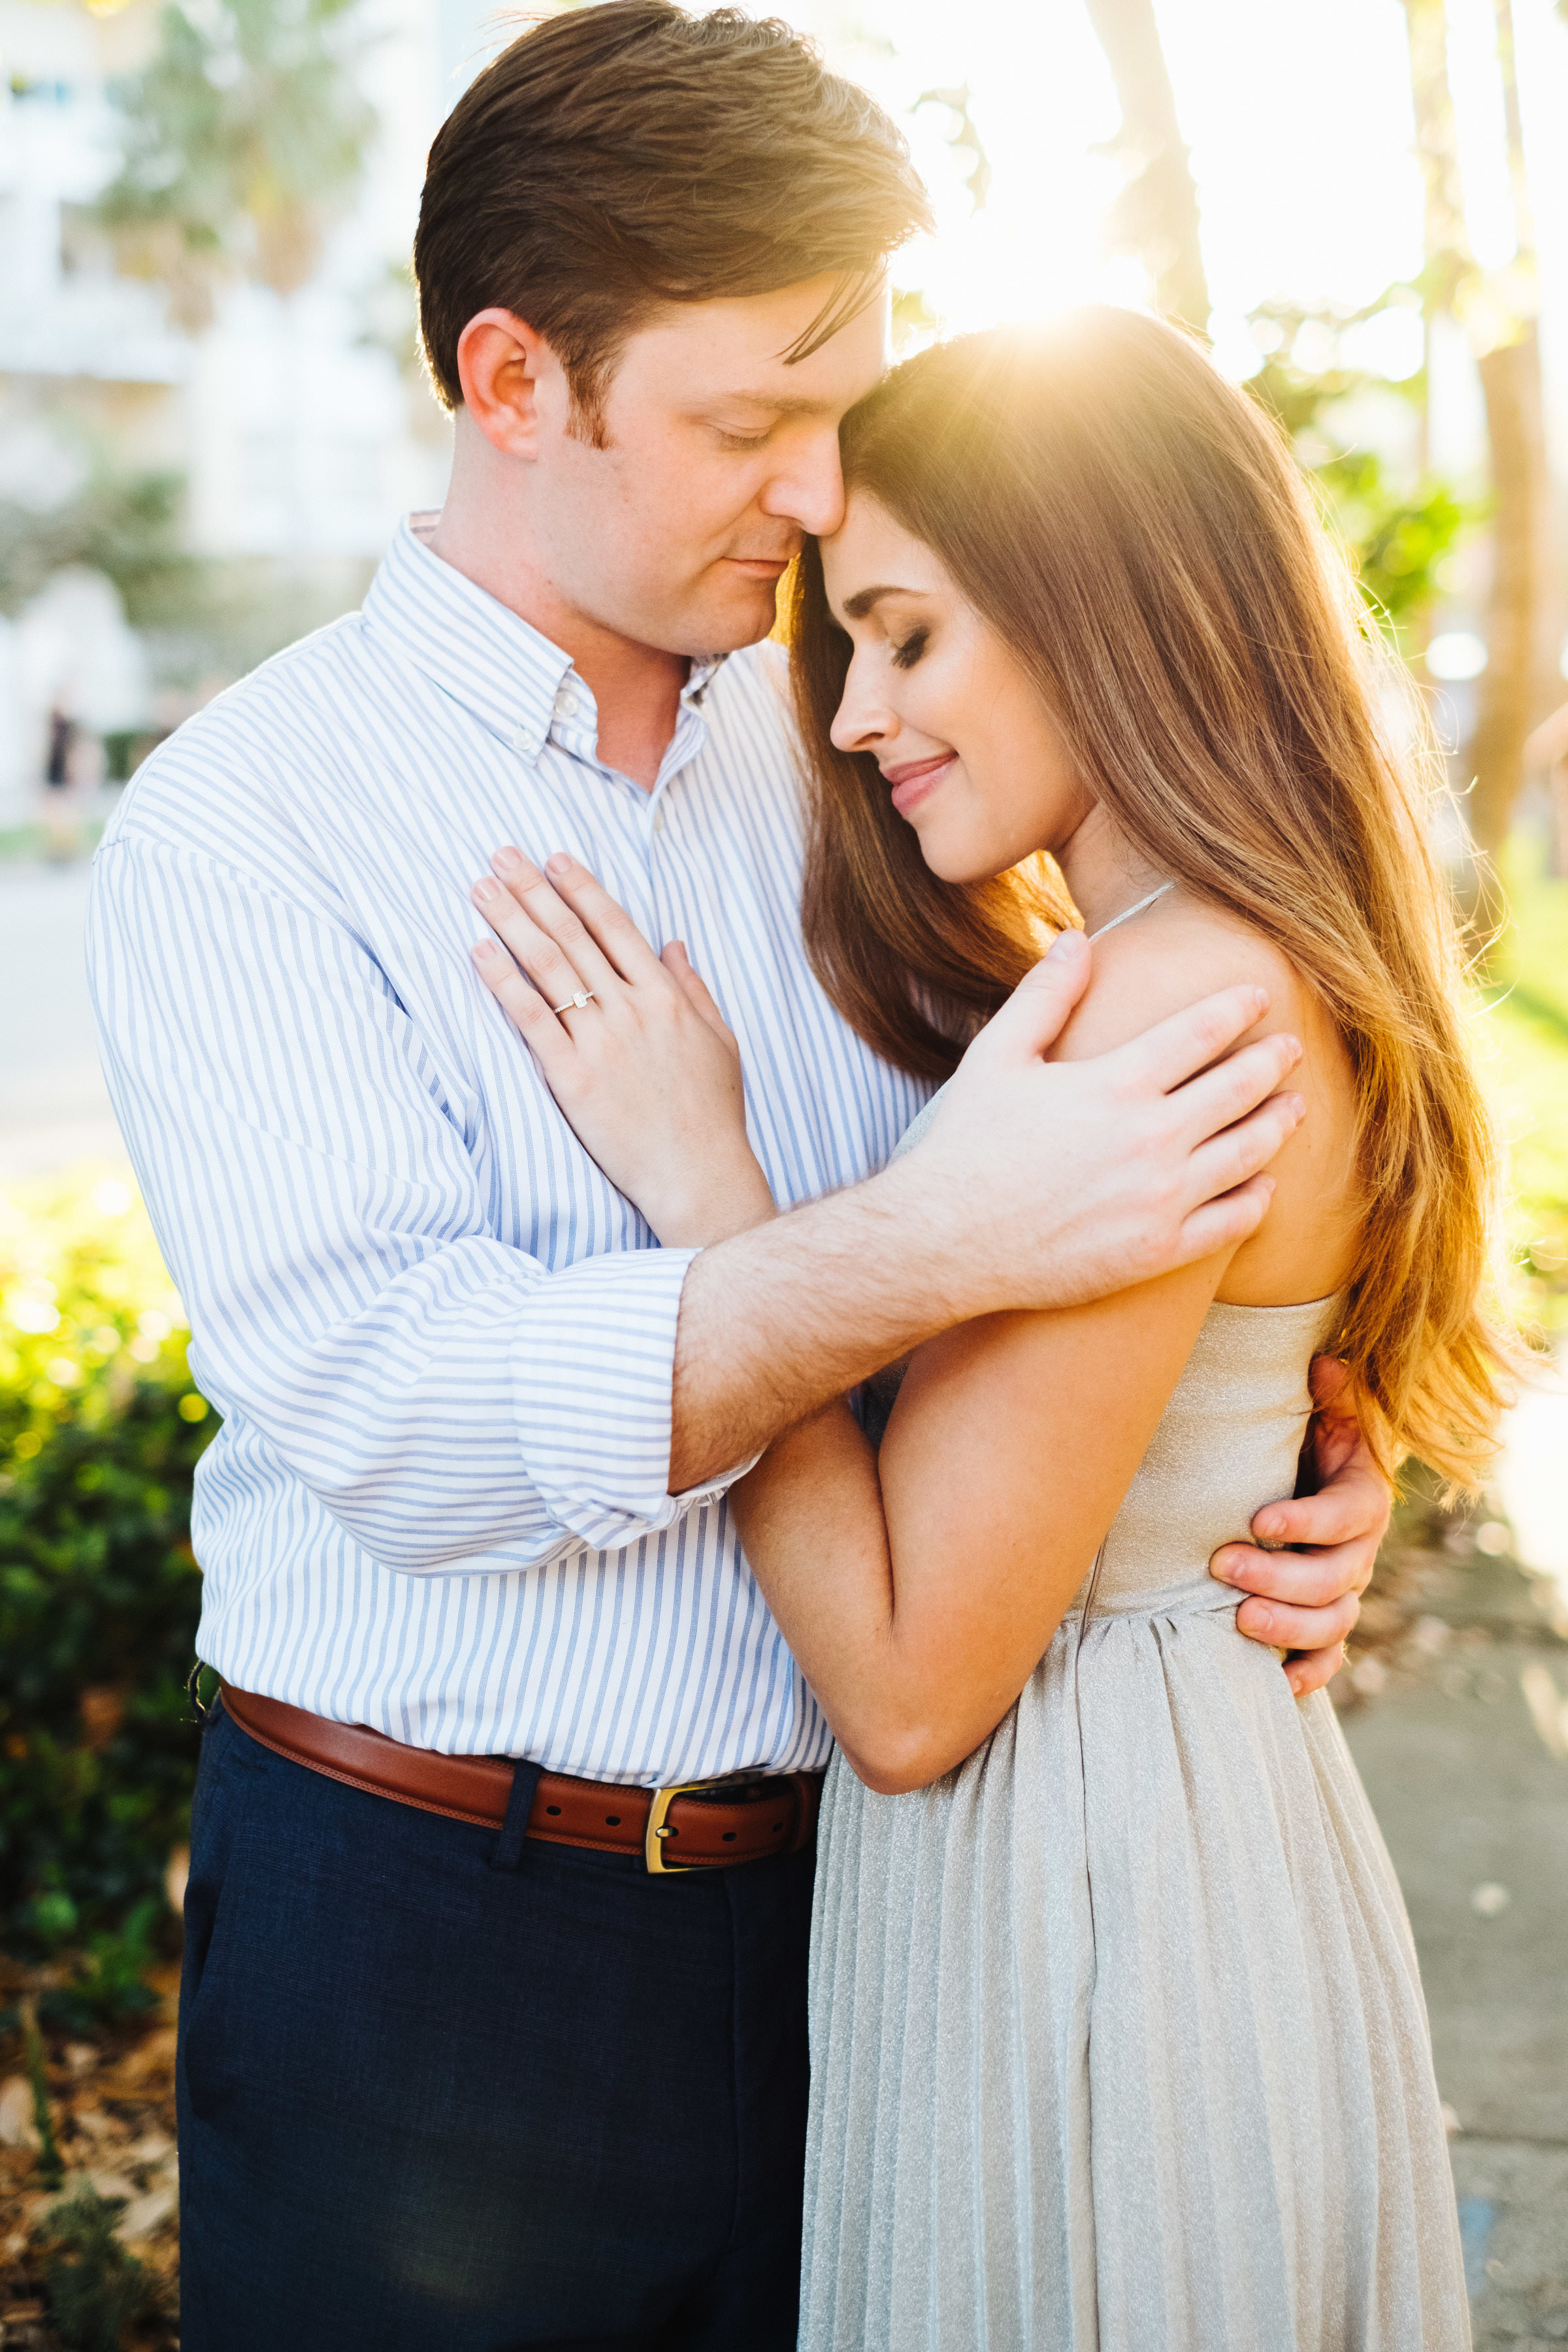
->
[1245,301,1471,644]
[34,2183,161,2352]
[92,0,376,322]
[1,1175,211,2019]
[1310,449,1466,632]
[0,463,192,627]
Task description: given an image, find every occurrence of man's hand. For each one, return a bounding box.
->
[905,930,1307,1316]
[671,933,1305,1492]
[1211,1359,1390,1698]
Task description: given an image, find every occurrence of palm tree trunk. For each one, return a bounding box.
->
[1401,0,1555,855]
[1083,0,1209,334]
[1470,328,1552,852]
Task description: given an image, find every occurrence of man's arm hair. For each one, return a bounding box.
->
[669,955,1305,1490]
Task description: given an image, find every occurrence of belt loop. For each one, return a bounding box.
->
[787,1771,817,1854]
[187,1659,212,1726]
[490,1758,543,1872]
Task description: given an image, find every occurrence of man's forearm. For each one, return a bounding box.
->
[669,1162,978,1492]
[668,964,1312,1493]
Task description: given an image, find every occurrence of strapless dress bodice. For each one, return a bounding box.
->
[1074,1294,1341,1620]
[887,1078,1342,1624]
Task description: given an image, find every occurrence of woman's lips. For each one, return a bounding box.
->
[883,753,956,815]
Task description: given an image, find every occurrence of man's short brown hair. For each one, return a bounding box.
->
[414,3,932,434]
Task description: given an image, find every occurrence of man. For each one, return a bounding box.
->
[87,8,1382,2345]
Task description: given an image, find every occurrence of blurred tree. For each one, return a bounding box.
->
[1082,0,1209,333]
[0,465,191,625]
[1247,307,1468,644]
[89,0,376,330]
[1401,0,1557,853]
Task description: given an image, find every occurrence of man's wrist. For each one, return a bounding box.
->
[865,1153,1008,1325]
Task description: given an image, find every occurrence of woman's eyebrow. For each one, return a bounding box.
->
[841,583,925,621]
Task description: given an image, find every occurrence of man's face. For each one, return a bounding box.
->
[519,276,890,657]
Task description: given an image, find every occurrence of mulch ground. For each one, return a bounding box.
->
[0,1965,180,2351]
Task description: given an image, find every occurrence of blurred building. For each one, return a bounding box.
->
[0,0,482,823]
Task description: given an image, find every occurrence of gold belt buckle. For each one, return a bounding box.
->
[644,1772,753,1874]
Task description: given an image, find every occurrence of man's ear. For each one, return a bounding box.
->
[455,310,557,459]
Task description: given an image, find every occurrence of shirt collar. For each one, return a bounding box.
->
[363,515,730,768]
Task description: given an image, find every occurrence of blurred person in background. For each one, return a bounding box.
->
[478,311,1514,2349]
[87,7,1390,2345]
[39,693,96,861]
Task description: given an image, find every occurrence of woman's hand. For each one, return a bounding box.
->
[470,849,776,1248]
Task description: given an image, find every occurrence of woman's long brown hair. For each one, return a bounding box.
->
[789,308,1516,1490]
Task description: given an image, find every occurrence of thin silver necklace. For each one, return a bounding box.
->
[1085,880,1174,943]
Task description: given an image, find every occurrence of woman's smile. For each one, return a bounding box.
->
[883,751,957,815]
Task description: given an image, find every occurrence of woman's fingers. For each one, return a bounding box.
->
[488,851,623,998]
[661,941,736,1045]
[471,937,575,1071]
[523,851,670,984]
[471,877,599,1015]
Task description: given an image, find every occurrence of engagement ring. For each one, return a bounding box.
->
[551,990,596,1014]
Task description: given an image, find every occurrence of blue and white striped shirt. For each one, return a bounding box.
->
[88,516,928,1782]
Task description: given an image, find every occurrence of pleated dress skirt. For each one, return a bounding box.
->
[797,1303,1470,2352]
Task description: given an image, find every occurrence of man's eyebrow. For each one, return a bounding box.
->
[700,389,839,419]
[841,583,927,620]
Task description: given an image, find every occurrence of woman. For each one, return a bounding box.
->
[471,312,1513,2347]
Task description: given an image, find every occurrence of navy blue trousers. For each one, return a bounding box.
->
[177,1706,815,2350]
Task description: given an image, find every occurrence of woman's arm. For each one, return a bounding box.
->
[468,854,1377,1735]
[730,1252,1233,1793]
[731,906,1353,1794]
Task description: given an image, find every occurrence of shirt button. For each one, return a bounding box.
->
[556,691,578,718]
[652,807,667,833]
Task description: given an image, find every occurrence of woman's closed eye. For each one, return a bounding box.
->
[891,627,929,672]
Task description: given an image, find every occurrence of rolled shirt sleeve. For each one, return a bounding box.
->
[87,834,734,1574]
[512,1247,742,1550]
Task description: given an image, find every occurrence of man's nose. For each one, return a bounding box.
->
[760,428,846,538]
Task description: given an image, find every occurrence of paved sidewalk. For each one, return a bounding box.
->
[1345,1549,1568,2347]
[0,858,123,1178]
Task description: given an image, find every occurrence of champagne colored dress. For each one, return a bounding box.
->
[798,1075,1469,2349]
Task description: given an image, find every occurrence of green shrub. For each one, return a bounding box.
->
[1,1171,211,2022]
[34,2183,163,2351]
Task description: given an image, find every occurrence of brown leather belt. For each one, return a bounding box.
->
[219,1685,822,1874]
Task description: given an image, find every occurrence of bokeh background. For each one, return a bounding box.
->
[1,2,1567,2345]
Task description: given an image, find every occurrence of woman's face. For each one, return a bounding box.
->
[821,492,1091,883]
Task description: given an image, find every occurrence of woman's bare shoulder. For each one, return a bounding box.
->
[1045,890,1313,1066]
[1048,888,1361,1301]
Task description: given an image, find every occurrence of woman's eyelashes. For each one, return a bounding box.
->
[890,626,930,672]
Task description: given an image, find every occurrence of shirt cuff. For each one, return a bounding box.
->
[512,1247,747,1550]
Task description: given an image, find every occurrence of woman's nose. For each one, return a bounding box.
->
[830,672,894,757]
